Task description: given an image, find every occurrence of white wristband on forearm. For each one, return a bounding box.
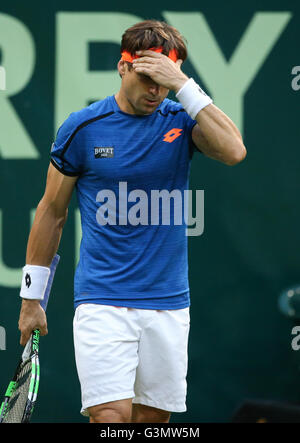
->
[176,78,213,120]
[20,264,50,301]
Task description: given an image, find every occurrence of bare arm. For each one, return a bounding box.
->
[191,104,247,166]
[19,163,78,345]
[26,163,77,265]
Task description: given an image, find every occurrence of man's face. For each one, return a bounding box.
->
[117,61,169,115]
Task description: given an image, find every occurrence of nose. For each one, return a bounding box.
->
[149,83,160,96]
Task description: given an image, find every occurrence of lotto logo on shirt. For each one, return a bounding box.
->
[163,128,183,143]
[95,181,204,237]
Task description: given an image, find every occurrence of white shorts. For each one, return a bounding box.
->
[73,303,190,415]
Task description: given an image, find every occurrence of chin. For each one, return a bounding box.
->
[135,107,155,116]
[140,103,160,115]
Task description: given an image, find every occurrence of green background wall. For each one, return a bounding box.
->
[0,0,299,422]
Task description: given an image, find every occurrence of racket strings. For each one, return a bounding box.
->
[1,360,32,423]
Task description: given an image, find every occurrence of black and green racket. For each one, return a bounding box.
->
[0,254,60,423]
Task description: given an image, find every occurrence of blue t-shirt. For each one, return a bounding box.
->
[51,95,198,310]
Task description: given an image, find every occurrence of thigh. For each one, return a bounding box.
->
[133,307,190,413]
[73,304,140,416]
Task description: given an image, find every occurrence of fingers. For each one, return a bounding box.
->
[133,57,183,75]
[18,303,48,345]
[19,323,48,345]
[132,64,152,74]
[133,56,157,65]
[39,323,48,336]
[135,51,183,68]
[20,329,32,346]
[135,50,161,58]
[19,323,48,344]
[132,59,158,75]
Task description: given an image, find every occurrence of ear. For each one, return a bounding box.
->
[117,60,127,77]
[176,59,183,68]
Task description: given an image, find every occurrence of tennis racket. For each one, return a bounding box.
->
[0,254,60,423]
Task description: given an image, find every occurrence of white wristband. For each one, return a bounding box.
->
[20,264,50,301]
[176,78,213,119]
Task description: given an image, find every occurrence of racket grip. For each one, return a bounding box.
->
[40,254,60,312]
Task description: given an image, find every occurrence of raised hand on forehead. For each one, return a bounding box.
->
[132,50,188,93]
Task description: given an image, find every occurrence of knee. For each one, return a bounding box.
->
[132,404,171,423]
[89,401,132,423]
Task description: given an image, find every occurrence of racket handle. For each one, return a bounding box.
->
[40,254,60,312]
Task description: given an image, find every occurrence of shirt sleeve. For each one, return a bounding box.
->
[50,113,83,176]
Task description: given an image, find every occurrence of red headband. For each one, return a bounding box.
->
[121,46,178,63]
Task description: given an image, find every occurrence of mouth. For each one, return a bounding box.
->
[144,97,159,106]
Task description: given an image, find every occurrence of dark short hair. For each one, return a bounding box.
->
[121,20,188,63]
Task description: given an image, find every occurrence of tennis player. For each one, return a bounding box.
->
[18,20,246,423]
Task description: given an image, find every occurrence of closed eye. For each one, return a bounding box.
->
[138,73,151,81]
[137,73,159,88]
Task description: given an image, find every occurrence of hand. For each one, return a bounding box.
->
[132,50,189,93]
[18,299,48,346]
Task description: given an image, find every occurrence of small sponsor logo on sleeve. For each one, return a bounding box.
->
[94,147,114,158]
